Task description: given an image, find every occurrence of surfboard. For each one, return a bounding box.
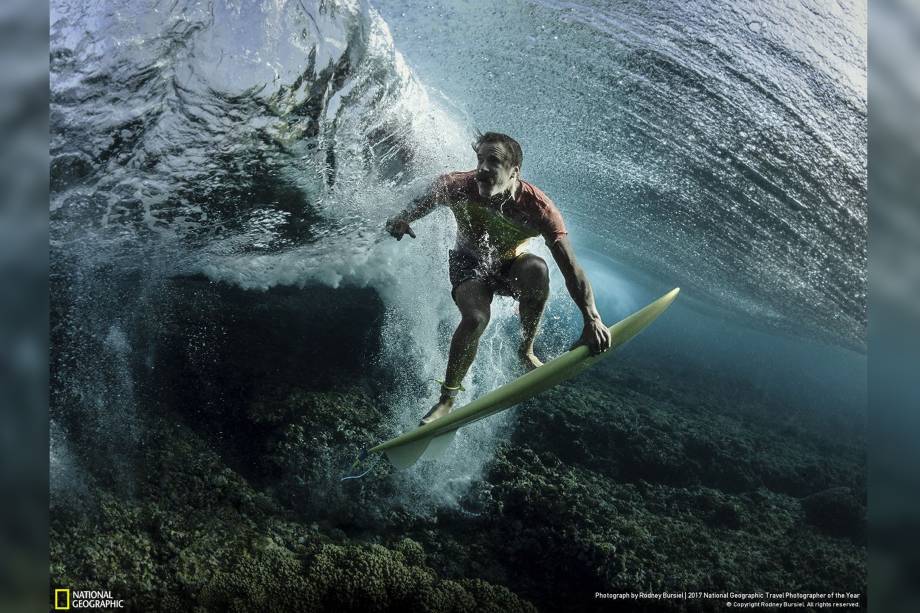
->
[369,287,680,470]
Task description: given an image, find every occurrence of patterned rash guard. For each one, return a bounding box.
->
[433,170,568,264]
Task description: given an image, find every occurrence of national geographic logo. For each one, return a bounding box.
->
[53,588,125,609]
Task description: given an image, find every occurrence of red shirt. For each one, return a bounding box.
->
[433,170,568,261]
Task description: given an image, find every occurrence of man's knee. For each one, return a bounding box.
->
[460,309,490,336]
[514,256,549,300]
[453,280,492,335]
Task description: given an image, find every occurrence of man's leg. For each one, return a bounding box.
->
[420,279,493,424]
[508,254,550,369]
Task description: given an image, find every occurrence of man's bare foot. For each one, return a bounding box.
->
[419,396,454,426]
[518,347,544,370]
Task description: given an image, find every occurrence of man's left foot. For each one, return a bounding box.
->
[518,348,543,370]
[419,396,454,426]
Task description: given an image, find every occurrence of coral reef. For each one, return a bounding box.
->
[51,412,535,612]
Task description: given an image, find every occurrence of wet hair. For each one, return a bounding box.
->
[472,131,523,169]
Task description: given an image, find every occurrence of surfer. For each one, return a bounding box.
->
[386,132,612,425]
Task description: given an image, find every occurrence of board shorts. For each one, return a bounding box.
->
[448,249,526,303]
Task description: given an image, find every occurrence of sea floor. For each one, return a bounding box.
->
[50,350,866,612]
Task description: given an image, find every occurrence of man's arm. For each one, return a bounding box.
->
[386,181,442,240]
[549,236,612,353]
[395,189,438,224]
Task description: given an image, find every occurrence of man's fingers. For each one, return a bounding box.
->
[591,330,609,355]
[571,324,611,354]
[407,227,416,239]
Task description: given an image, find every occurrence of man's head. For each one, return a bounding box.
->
[472,132,523,199]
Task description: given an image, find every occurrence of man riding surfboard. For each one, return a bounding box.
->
[386,132,612,425]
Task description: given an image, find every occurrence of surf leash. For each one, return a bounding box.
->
[432,378,465,398]
[340,448,381,481]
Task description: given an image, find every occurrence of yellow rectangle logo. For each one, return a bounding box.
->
[54,588,70,610]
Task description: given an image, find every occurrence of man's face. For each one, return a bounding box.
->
[475,142,519,199]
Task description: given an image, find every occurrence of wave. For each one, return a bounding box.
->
[50,0,866,507]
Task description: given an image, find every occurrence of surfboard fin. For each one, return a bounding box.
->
[419,430,458,461]
[383,436,433,470]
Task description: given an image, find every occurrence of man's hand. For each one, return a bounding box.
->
[386,217,417,241]
[570,318,612,355]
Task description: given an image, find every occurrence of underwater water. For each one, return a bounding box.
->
[49,0,867,609]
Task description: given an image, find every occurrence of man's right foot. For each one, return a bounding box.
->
[518,348,544,371]
[419,397,454,426]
